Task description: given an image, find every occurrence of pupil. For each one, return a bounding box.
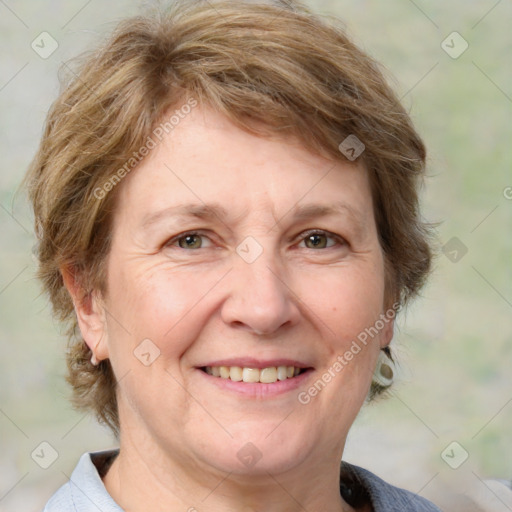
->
[181,235,200,248]
[309,234,325,248]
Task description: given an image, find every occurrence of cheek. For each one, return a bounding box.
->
[301,259,386,404]
[106,264,219,361]
[309,262,386,340]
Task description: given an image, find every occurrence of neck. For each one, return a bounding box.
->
[102,430,355,512]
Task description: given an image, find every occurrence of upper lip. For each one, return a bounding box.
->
[197,358,312,369]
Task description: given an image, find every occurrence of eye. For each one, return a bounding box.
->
[298,230,344,249]
[167,231,213,250]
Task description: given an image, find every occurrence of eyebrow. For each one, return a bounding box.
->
[290,202,363,223]
[284,201,367,233]
[141,203,230,230]
[140,201,366,230]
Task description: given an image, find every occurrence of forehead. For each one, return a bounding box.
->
[112,105,374,228]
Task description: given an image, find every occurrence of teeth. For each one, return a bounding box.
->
[230,366,243,382]
[260,367,277,383]
[204,365,303,383]
[277,366,288,381]
[242,367,260,383]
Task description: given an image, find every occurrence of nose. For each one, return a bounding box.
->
[220,250,301,336]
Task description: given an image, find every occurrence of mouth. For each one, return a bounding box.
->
[200,365,309,384]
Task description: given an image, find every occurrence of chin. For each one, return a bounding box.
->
[194,423,314,476]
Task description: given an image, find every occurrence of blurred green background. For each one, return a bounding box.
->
[0,1,510,510]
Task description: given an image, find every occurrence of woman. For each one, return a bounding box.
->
[25,0,439,510]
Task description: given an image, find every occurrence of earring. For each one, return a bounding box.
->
[372,348,394,388]
[90,338,103,366]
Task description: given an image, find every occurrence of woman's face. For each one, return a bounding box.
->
[87,105,393,476]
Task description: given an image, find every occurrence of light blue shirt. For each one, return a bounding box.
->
[43,451,123,512]
[43,449,442,511]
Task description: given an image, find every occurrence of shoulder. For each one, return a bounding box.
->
[42,450,122,512]
[42,481,73,511]
[341,462,442,512]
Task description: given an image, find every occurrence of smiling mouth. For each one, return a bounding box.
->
[201,366,309,384]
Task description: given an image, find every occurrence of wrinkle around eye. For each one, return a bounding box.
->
[156,222,368,258]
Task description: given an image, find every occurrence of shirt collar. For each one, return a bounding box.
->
[67,449,123,511]
[66,449,437,512]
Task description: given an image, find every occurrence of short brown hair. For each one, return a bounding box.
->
[24,0,433,436]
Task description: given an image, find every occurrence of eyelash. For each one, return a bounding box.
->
[165,229,346,250]
[298,229,347,249]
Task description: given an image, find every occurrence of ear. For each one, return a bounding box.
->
[61,265,110,362]
[379,316,394,349]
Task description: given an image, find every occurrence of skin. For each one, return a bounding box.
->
[63,104,393,512]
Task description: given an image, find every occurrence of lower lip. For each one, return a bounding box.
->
[196,368,313,398]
